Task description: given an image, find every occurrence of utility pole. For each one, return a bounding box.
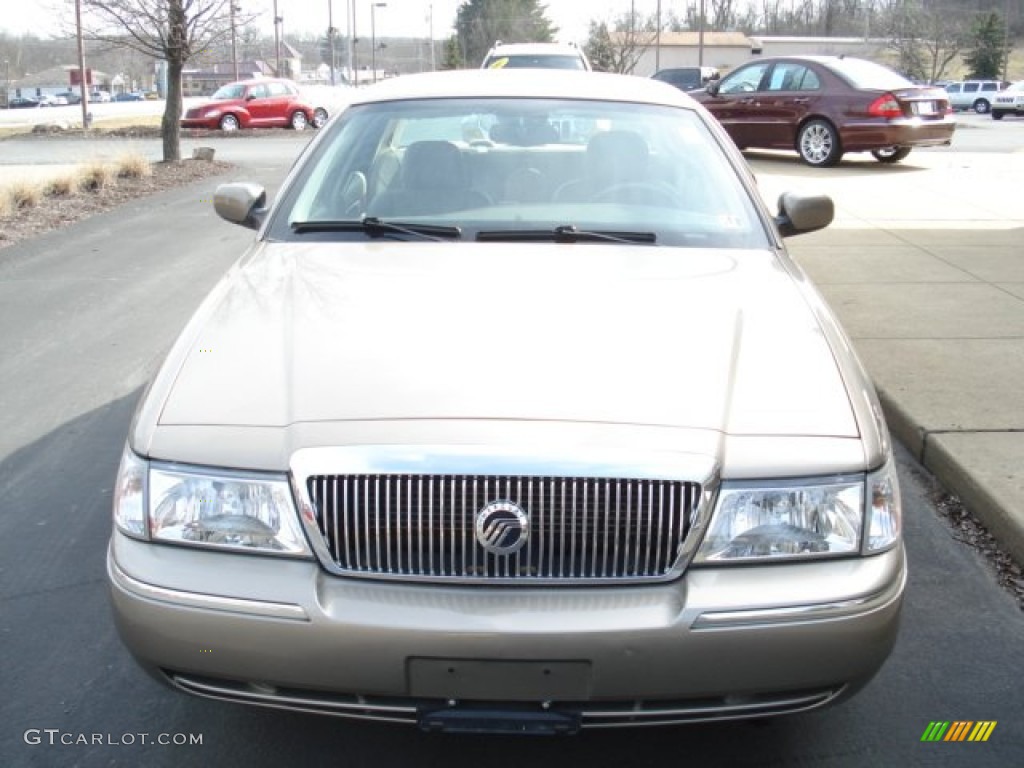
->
[698,0,706,68]
[273,0,282,76]
[74,0,90,131]
[655,0,661,72]
[230,2,239,81]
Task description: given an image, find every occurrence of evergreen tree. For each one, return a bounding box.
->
[442,35,463,70]
[963,11,1007,79]
[453,0,556,68]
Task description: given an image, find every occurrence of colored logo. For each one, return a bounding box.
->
[475,500,529,555]
[921,721,997,742]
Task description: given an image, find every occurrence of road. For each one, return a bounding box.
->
[1,133,1022,768]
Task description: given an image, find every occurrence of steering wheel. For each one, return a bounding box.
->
[590,182,684,207]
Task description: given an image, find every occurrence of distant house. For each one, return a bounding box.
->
[7,65,111,101]
[181,60,275,96]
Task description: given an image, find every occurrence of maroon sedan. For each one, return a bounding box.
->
[691,56,955,166]
[181,78,316,131]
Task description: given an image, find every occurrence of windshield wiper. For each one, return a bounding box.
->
[291,217,462,241]
[475,225,656,245]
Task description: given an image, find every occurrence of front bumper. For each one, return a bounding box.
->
[109,532,905,727]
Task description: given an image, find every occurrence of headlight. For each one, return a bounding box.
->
[866,459,901,552]
[695,462,902,563]
[112,447,310,557]
[113,445,148,539]
[695,477,864,563]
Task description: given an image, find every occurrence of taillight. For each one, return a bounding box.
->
[868,93,903,118]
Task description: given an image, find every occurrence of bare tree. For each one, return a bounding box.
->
[584,10,660,74]
[81,0,251,162]
[877,0,967,82]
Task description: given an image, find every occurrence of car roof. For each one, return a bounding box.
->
[345,70,695,109]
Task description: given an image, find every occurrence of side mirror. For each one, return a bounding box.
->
[706,81,721,96]
[774,191,833,238]
[214,182,269,231]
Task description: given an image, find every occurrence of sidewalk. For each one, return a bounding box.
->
[752,148,1024,563]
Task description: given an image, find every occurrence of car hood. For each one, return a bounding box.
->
[154,241,857,441]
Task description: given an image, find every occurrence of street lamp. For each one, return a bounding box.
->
[370,2,386,84]
[3,59,9,109]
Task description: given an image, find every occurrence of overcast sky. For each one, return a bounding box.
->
[0,0,670,43]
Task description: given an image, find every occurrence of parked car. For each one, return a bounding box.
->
[482,41,590,70]
[943,79,1006,113]
[91,90,112,103]
[301,83,354,128]
[8,97,41,109]
[114,91,145,102]
[652,66,720,92]
[692,55,956,166]
[110,69,905,732]
[56,91,82,105]
[991,80,1024,120]
[180,77,316,131]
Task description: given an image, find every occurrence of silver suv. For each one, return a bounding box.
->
[943,80,1006,113]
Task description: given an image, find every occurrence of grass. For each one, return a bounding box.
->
[45,172,84,197]
[5,180,45,210]
[116,152,153,179]
[0,113,162,140]
[1,153,159,217]
[78,161,116,191]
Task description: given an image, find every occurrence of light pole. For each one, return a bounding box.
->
[351,0,358,85]
[370,2,386,83]
[328,0,336,85]
[3,59,9,109]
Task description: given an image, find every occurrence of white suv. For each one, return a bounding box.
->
[482,41,590,71]
[943,80,1006,113]
[991,81,1024,120]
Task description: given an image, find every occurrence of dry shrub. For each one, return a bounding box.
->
[116,152,153,179]
[46,173,83,197]
[6,181,44,210]
[80,162,116,191]
[0,191,12,218]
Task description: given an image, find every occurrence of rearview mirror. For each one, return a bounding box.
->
[706,82,720,96]
[214,182,269,231]
[774,191,833,238]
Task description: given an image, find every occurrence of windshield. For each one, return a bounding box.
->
[271,97,768,249]
[211,84,246,100]
[485,55,586,70]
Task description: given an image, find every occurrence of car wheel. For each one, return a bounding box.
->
[972,98,990,114]
[313,108,328,129]
[797,119,842,167]
[290,110,308,131]
[871,146,912,163]
[219,114,240,131]
[992,110,1004,120]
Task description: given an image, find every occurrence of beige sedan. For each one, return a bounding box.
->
[109,70,904,733]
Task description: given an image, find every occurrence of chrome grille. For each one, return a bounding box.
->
[306,474,699,582]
